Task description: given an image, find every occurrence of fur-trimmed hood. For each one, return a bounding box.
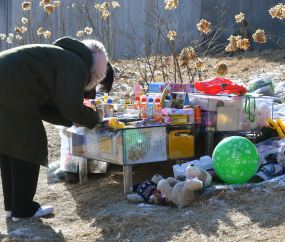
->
[81,39,108,91]
[53,37,109,92]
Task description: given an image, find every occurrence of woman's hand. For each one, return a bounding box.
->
[73,122,85,128]
[97,108,104,121]
[73,108,104,127]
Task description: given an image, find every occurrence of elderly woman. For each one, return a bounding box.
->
[0,37,114,222]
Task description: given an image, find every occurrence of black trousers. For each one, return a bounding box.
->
[0,153,41,218]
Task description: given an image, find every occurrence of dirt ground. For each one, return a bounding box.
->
[1,49,285,241]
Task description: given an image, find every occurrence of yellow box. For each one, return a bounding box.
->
[169,115,188,124]
[169,130,194,159]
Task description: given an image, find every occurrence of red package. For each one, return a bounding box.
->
[194,77,247,95]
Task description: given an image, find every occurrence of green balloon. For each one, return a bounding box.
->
[212,136,259,184]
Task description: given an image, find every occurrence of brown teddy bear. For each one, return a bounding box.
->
[157,177,203,208]
[156,165,212,208]
[185,164,212,188]
[151,176,186,205]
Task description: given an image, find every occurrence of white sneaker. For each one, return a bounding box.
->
[5,211,12,218]
[12,206,54,222]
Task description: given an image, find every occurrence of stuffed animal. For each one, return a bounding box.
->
[157,176,203,208]
[127,174,163,203]
[185,164,212,188]
[151,177,178,205]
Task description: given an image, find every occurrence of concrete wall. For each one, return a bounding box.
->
[0,0,283,59]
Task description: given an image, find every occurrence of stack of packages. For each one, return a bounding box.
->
[150,83,198,125]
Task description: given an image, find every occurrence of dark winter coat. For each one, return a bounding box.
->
[0,37,107,167]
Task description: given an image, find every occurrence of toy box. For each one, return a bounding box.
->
[148,83,193,93]
[166,83,192,93]
[148,83,166,93]
[170,92,190,108]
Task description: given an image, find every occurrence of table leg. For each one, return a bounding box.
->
[77,157,88,185]
[123,166,132,195]
[205,132,214,157]
[176,160,182,165]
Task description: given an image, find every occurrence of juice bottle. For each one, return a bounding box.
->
[140,95,148,119]
[147,95,154,119]
[105,97,114,117]
[134,97,141,110]
[153,95,162,121]
[103,93,108,104]
[95,100,102,107]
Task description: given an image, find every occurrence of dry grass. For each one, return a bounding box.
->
[1,48,285,241]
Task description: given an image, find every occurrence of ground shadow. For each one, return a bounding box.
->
[61,131,285,241]
[0,216,65,241]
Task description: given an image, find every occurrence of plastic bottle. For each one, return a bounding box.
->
[90,100,96,110]
[84,99,91,107]
[105,97,114,117]
[134,85,141,98]
[134,96,141,110]
[153,95,162,121]
[140,95,148,119]
[95,100,102,108]
[103,93,108,104]
[163,93,171,108]
[147,95,154,119]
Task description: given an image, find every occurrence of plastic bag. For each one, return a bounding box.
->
[46,164,65,183]
[194,77,247,95]
[247,74,275,95]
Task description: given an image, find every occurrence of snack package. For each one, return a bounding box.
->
[169,115,188,124]
[162,107,194,116]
